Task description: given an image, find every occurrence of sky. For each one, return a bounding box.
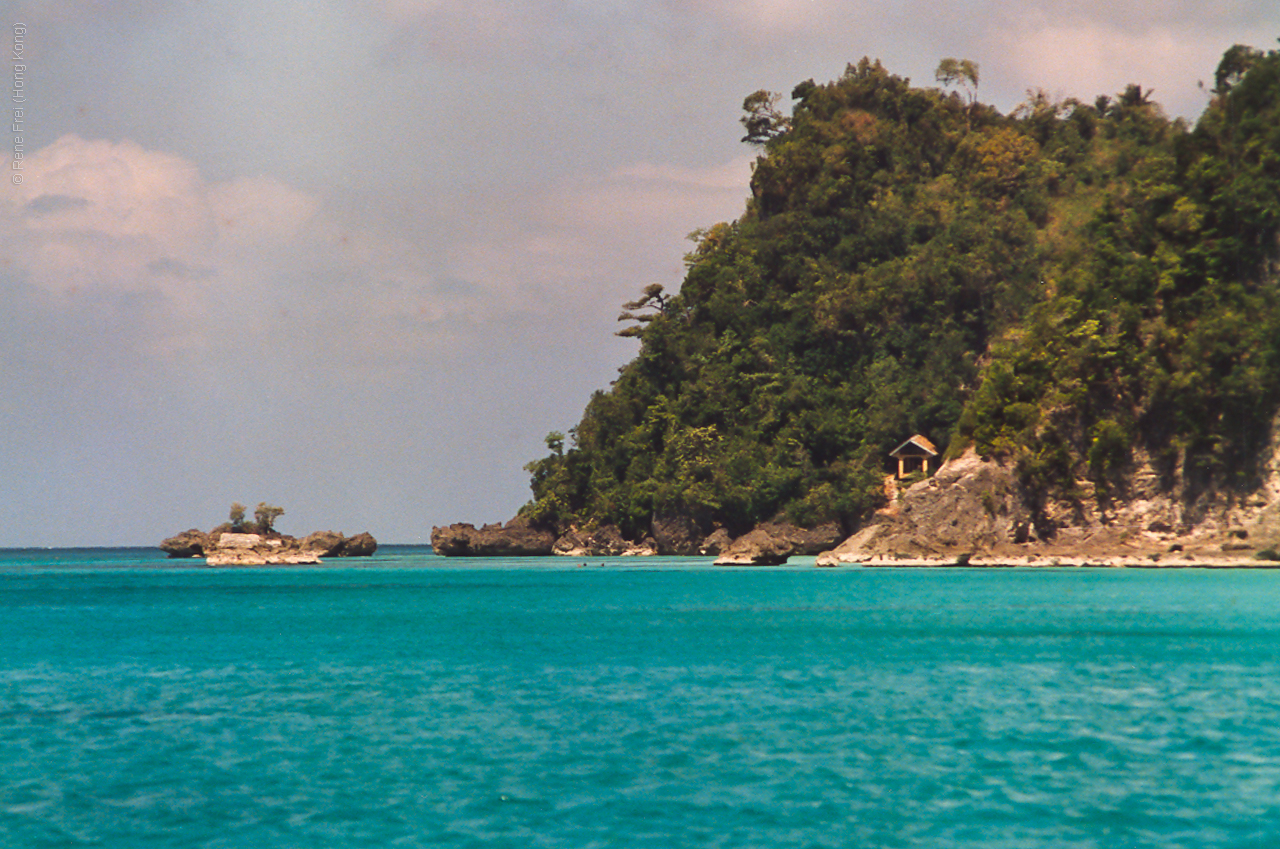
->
[2,0,1278,547]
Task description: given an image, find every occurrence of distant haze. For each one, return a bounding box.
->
[2,1,1278,546]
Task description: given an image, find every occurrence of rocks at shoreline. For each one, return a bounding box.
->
[552,525,657,557]
[429,517,557,556]
[814,444,1280,567]
[159,527,378,565]
[205,533,322,566]
[160,528,212,559]
[428,514,843,564]
[431,514,731,558]
[430,431,1280,566]
[712,523,844,566]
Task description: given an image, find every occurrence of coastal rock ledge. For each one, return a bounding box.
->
[428,514,843,563]
[430,517,557,556]
[814,444,1280,568]
[713,523,844,566]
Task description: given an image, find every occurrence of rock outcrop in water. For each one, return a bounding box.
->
[713,523,844,565]
[429,516,556,556]
[160,526,378,565]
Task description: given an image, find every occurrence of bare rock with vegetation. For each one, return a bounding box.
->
[160,502,377,565]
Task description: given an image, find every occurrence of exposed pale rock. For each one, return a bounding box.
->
[205,547,321,566]
[201,532,320,566]
[816,434,1280,567]
[218,533,264,549]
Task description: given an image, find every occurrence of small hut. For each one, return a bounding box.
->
[889,434,938,479]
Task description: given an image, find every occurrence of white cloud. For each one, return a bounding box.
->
[1,135,327,303]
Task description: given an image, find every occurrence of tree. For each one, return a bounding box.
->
[740,90,790,146]
[616,283,669,338]
[936,58,980,129]
[1214,44,1263,94]
[254,502,284,534]
[229,502,247,530]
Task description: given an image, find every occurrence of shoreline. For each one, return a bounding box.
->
[819,554,1280,569]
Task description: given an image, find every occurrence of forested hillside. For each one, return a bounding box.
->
[523,45,1280,541]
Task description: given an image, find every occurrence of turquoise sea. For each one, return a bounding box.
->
[4,547,1280,848]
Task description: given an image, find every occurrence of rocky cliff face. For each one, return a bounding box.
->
[817,442,1280,567]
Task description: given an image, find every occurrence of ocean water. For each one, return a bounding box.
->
[4,549,1280,847]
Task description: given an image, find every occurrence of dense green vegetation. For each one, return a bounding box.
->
[525,45,1280,539]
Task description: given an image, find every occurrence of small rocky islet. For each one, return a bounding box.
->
[161,502,377,566]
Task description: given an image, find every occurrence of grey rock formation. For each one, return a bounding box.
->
[698,528,733,556]
[302,530,347,557]
[160,528,211,558]
[713,522,845,565]
[552,525,657,556]
[709,523,839,565]
[430,516,556,556]
[713,527,794,565]
[651,513,704,555]
[817,450,1030,565]
[815,443,1280,566]
[161,526,377,564]
[341,532,378,557]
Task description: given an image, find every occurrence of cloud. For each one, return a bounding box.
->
[0,133,754,377]
[2,136,324,307]
[6,135,214,296]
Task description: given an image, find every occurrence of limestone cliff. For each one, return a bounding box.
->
[817,440,1280,567]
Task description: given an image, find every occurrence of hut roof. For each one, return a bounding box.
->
[889,434,939,458]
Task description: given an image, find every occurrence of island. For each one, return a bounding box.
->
[434,45,1280,567]
[161,502,377,566]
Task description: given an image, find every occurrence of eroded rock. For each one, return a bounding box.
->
[713,522,845,565]
[651,513,705,555]
[160,528,211,558]
[430,516,555,556]
[552,525,656,557]
[341,532,378,557]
